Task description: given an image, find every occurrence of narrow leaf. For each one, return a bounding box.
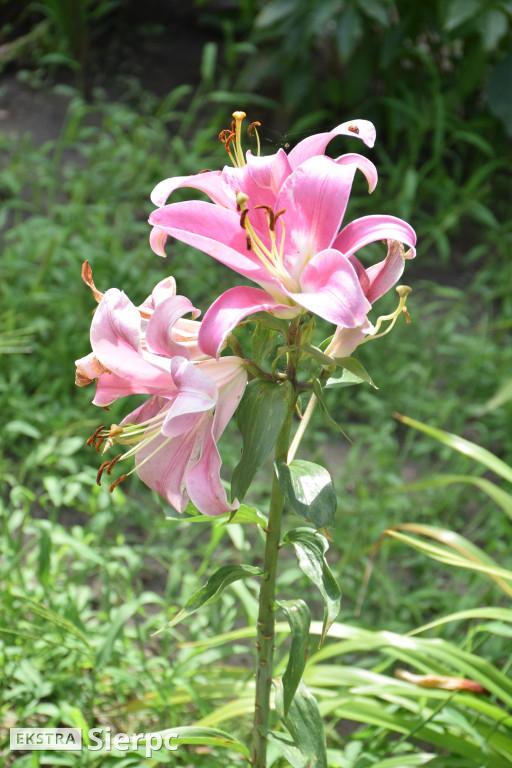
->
[395,413,512,484]
[251,323,280,364]
[312,379,351,441]
[325,369,368,389]
[386,524,512,597]
[393,473,512,521]
[275,678,327,768]
[334,356,377,388]
[165,564,264,628]
[136,726,250,760]
[275,458,336,528]
[284,527,341,645]
[232,380,293,501]
[277,599,311,716]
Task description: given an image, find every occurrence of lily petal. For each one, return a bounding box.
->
[335,153,378,193]
[162,357,218,438]
[288,119,376,169]
[246,149,293,196]
[333,214,417,262]
[289,248,371,327]
[91,289,173,389]
[149,201,281,289]
[150,170,231,208]
[276,156,360,281]
[186,422,239,516]
[145,295,200,359]
[198,285,296,358]
[366,239,414,303]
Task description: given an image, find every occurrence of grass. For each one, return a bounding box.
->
[2,77,512,766]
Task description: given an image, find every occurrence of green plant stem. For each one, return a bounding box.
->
[288,393,318,462]
[251,319,301,768]
[251,391,297,767]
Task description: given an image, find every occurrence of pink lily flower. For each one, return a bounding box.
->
[148,114,416,358]
[77,279,247,516]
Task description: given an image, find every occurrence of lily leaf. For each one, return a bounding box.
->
[275,458,336,528]
[333,356,377,388]
[277,599,311,716]
[274,678,327,768]
[164,564,264,629]
[232,380,293,501]
[284,527,341,645]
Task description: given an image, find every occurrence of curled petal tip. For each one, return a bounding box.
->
[149,226,168,257]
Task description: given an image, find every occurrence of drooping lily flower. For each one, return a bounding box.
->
[148,113,416,357]
[76,272,247,516]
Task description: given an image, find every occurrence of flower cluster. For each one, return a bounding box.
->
[77,112,416,515]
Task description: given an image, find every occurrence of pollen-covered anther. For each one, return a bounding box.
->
[240,209,250,230]
[109,474,127,493]
[246,234,252,251]
[96,460,110,486]
[254,204,276,231]
[247,121,261,136]
[86,424,106,447]
[106,453,123,475]
[218,129,232,144]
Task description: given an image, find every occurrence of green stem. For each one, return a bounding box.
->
[251,390,297,767]
[288,393,318,462]
[251,317,301,767]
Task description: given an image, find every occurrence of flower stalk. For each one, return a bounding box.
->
[251,317,301,768]
[251,385,298,768]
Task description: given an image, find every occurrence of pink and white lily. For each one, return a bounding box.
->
[76,278,247,516]
[148,114,416,358]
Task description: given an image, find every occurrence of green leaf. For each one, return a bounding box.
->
[333,356,377,388]
[395,413,512,484]
[277,599,311,716]
[284,528,341,645]
[166,502,267,527]
[165,564,264,628]
[312,379,351,441]
[274,678,327,768]
[444,0,481,30]
[275,458,337,528]
[325,369,368,389]
[300,344,336,367]
[251,322,280,364]
[131,726,249,760]
[246,311,289,335]
[393,473,512,521]
[232,380,293,501]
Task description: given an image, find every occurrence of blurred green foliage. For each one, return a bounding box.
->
[2,1,512,764]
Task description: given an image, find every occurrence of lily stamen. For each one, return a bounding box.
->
[362,285,412,344]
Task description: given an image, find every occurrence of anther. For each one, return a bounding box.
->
[93,436,105,452]
[240,209,250,229]
[106,454,123,475]
[246,234,252,251]
[254,204,275,231]
[96,461,110,486]
[218,129,231,144]
[109,474,127,493]
[247,121,261,136]
[274,208,286,221]
[87,425,106,447]
[198,169,212,174]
